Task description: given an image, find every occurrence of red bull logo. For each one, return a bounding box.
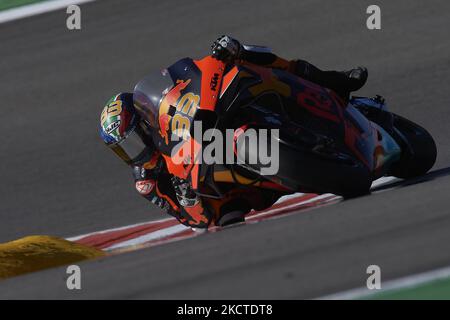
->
[159,113,172,144]
[158,79,191,144]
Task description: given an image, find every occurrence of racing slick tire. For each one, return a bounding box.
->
[388,113,437,179]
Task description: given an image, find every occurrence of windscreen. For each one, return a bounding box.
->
[133,69,174,129]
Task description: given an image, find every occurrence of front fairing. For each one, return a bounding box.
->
[133,56,226,189]
[133,58,202,154]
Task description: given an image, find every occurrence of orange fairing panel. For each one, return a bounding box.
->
[193,56,225,111]
[220,66,239,98]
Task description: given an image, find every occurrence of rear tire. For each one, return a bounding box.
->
[389,114,437,179]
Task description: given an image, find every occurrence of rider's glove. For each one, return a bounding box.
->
[211,35,242,62]
[171,176,200,207]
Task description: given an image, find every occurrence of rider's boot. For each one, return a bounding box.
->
[341,67,368,92]
[293,60,368,100]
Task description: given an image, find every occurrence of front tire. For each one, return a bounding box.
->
[216,210,245,227]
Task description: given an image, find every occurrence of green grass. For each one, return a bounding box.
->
[364,277,450,300]
[0,0,47,11]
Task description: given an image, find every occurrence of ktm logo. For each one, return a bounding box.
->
[210,73,219,91]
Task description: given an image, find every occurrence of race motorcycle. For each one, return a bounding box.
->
[133,56,437,225]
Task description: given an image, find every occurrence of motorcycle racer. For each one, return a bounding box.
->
[100,92,209,228]
[100,35,369,229]
[211,35,367,100]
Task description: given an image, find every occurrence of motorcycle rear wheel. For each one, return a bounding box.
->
[389,114,437,179]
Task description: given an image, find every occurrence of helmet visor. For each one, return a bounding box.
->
[110,127,147,164]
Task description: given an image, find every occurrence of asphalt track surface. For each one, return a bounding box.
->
[0,0,450,299]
